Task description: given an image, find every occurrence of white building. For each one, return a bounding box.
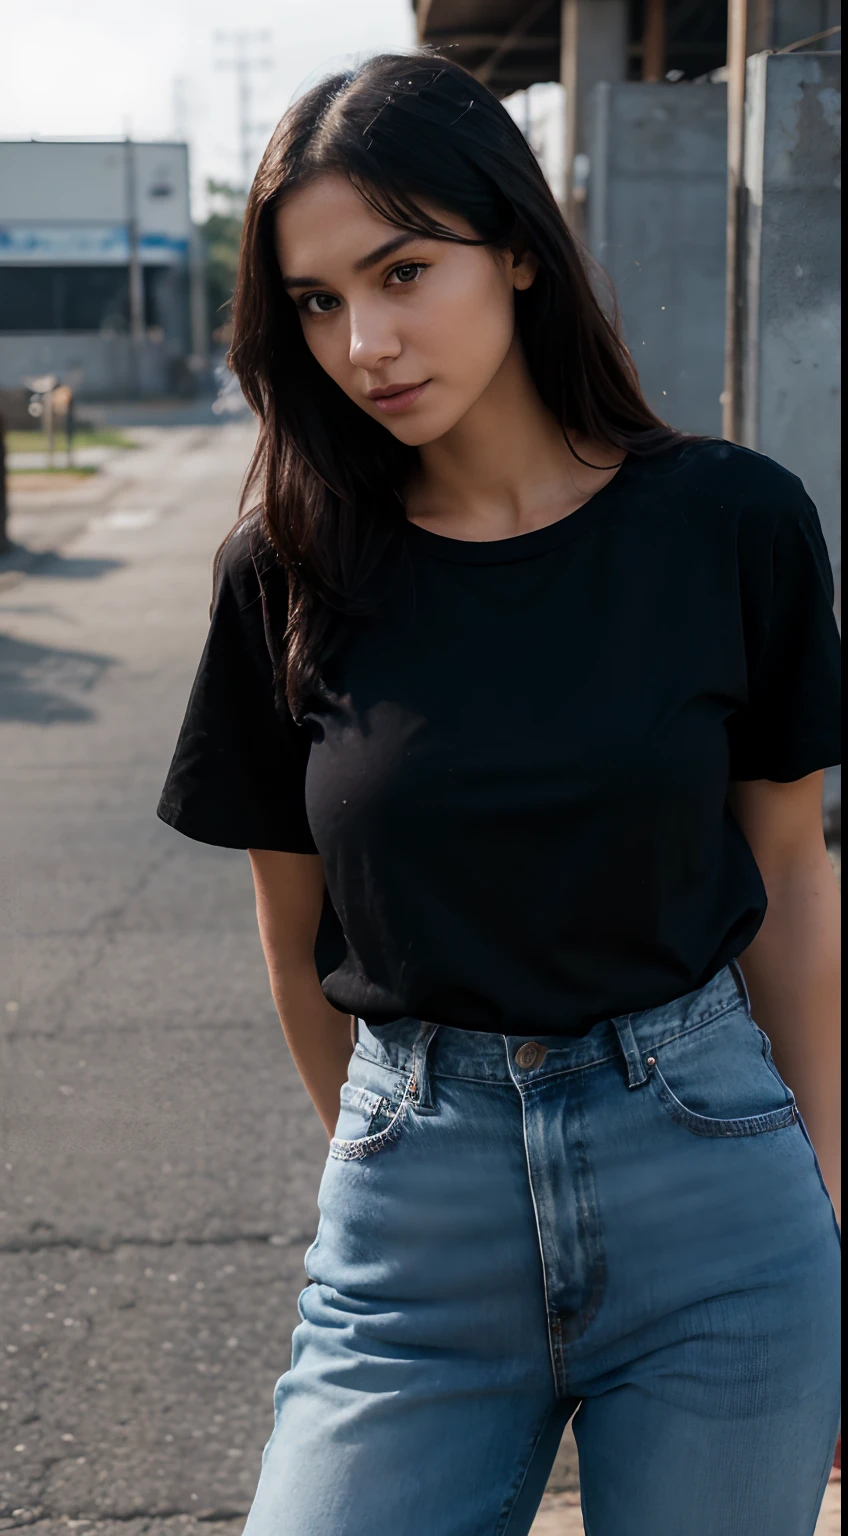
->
[0,139,206,399]
[503,82,567,210]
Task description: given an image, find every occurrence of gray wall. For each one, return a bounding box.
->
[740,50,841,621]
[0,333,173,399]
[739,50,841,837]
[588,82,728,436]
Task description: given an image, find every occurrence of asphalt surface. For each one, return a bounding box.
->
[0,425,836,1536]
[1,424,335,1531]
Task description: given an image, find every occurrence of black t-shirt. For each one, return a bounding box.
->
[157,439,841,1037]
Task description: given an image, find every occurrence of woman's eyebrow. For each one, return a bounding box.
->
[281,231,429,290]
[352,231,422,273]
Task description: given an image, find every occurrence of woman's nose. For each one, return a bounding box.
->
[348,305,402,372]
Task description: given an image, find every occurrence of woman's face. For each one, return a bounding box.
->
[274,174,537,447]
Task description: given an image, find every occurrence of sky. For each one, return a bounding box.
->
[0,0,415,217]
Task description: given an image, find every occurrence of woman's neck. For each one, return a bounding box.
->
[405,336,624,541]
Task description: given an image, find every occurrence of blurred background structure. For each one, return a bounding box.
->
[0,139,206,401]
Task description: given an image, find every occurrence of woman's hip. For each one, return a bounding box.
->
[312,964,839,1363]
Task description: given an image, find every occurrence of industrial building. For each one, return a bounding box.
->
[0,138,206,399]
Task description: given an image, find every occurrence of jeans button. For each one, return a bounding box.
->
[515,1042,541,1069]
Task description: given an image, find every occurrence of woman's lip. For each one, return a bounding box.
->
[371,381,430,413]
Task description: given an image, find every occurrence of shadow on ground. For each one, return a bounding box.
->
[0,541,124,583]
[0,631,116,723]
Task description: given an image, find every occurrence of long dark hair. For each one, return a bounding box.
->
[228,51,682,716]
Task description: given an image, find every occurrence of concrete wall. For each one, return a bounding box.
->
[739,50,841,837]
[0,333,174,399]
[740,51,841,620]
[588,82,728,435]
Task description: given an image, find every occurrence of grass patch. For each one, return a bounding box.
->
[10,465,99,479]
[5,427,139,453]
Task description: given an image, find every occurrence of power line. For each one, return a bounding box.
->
[214,30,273,196]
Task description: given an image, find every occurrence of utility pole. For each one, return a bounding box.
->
[642,0,667,82]
[722,0,775,441]
[124,134,146,396]
[214,30,273,197]
[189,223,209,374]
[722,0,750,443]
[124,136,145,342]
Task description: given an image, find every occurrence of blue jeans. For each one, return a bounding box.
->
[244,963,840,1535]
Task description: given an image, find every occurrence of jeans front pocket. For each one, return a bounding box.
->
[647,1004,798,1139]
[328,1064,415,1161]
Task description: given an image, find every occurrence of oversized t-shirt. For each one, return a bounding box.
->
[157,438,841,1037]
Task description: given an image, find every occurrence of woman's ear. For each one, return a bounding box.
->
[511,243,539,292]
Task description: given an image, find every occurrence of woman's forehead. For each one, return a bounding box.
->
[274,174,473,273]
[276,175,391,247]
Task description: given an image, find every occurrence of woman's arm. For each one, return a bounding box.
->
[728,769,841,1224]
[248,847,354,1140]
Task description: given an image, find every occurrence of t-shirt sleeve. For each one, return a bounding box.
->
[727,477,841,783]
[156,518,318,853]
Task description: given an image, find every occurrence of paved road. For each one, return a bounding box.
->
[0,425,837,1535]
[1,423,332,1531]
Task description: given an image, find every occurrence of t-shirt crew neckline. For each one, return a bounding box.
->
[403,453,636,564]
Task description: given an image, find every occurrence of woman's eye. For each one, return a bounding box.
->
[389,262,426,285]
[300,293,339,315]
[297,263,426,315]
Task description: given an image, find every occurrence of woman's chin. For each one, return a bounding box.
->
[378,403,466,449]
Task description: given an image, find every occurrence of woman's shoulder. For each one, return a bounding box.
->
[213,510,288,608]
[639,436,810,526]
[641,438,833,602]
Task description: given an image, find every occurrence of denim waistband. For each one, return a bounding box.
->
[354,961,751,1102]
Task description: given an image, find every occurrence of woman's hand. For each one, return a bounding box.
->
[248,848,353,1139]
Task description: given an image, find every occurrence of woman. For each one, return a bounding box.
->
[158,53,840,1536]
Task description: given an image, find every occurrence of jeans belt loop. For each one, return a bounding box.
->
[409,1021,440,1113]
[612,1013,649,1090]
[727,957,752,1016]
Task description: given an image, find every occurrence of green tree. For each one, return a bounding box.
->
[200,180,245,345]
